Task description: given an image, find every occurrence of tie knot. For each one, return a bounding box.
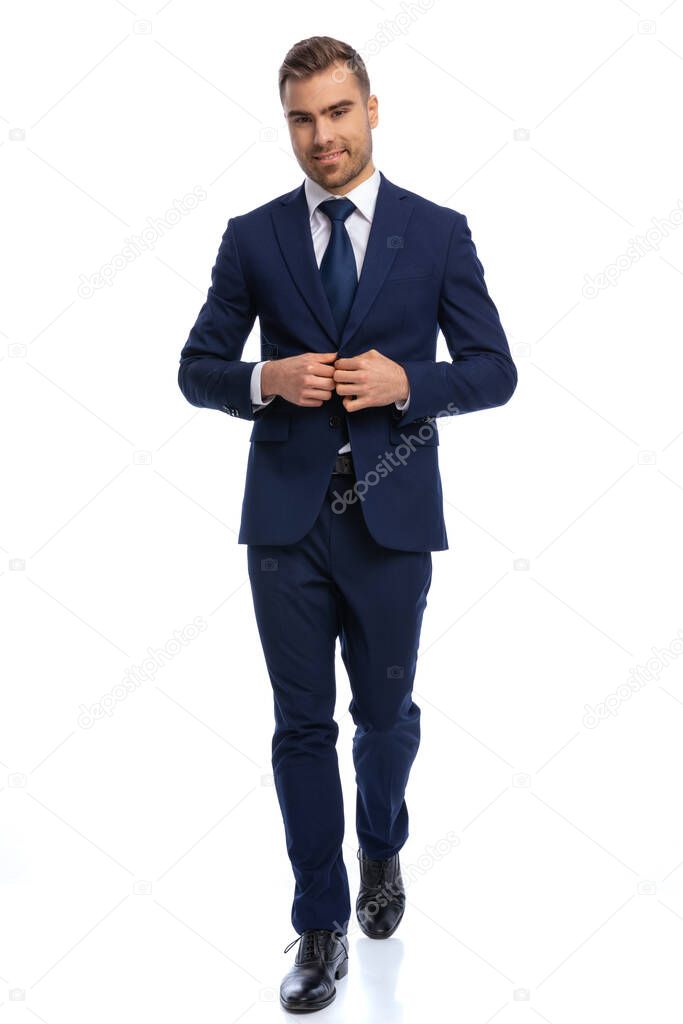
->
[318,197,356,223]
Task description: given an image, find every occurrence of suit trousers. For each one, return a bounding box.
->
[246,465,432,935]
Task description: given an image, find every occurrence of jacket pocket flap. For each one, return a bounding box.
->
[250,411,290,442]
[390,417,439,446]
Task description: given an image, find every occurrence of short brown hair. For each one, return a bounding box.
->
[278,36,370,105]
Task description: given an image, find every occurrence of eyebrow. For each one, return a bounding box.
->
[286,100,356,119]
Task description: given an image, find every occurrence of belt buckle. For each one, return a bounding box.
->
[334,453,354,476]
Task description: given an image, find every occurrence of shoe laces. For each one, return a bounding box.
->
[283,928,347,963]
[359,848,392,888]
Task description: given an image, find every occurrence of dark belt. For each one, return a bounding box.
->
[332,452,355,476]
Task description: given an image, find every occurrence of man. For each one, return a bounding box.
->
[178,35,517,1014]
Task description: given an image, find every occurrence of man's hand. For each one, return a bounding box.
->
[333,349,409,411]
[261,351,338,407]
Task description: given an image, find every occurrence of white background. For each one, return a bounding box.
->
[2,0,683,1020]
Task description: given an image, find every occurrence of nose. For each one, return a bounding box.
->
[313,120,336,150]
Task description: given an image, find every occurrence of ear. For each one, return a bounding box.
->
[367,94,379,129]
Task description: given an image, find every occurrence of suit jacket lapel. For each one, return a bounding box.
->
[338,171,414,353]
[271,170,415,353]
[271,181,338,347]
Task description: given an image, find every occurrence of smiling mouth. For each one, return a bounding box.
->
[314,149,346,163]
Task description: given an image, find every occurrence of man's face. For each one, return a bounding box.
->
[282,61,378,194]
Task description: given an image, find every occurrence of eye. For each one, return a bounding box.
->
[293,109,347,124]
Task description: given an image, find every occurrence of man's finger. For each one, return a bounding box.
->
[312,363,336,377]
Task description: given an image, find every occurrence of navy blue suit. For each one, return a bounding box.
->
[178,170,517,553]
[178,170,516,935]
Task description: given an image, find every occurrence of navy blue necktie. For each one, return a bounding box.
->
[317,197,358,337]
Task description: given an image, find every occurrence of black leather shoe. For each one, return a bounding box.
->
[355,846,406,938]
[279,928,349,1013]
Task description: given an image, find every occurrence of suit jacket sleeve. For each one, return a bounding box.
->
[178,217,260,420]
[392,213,517,427]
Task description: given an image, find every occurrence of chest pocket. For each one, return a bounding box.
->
[385,261,435,282]
[249,410,290,442]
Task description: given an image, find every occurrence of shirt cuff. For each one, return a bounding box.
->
[251,361,276,409]
[394,388,411,412]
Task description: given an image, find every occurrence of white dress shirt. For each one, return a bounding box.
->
[249,166,410,453]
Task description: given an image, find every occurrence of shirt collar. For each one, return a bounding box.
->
[304,166,381,224]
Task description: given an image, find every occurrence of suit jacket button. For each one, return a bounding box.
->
[329,415,341,428]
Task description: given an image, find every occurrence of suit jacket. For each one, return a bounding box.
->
[178,170,517,552]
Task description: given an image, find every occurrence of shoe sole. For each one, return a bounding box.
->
[279,957,348,1012]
